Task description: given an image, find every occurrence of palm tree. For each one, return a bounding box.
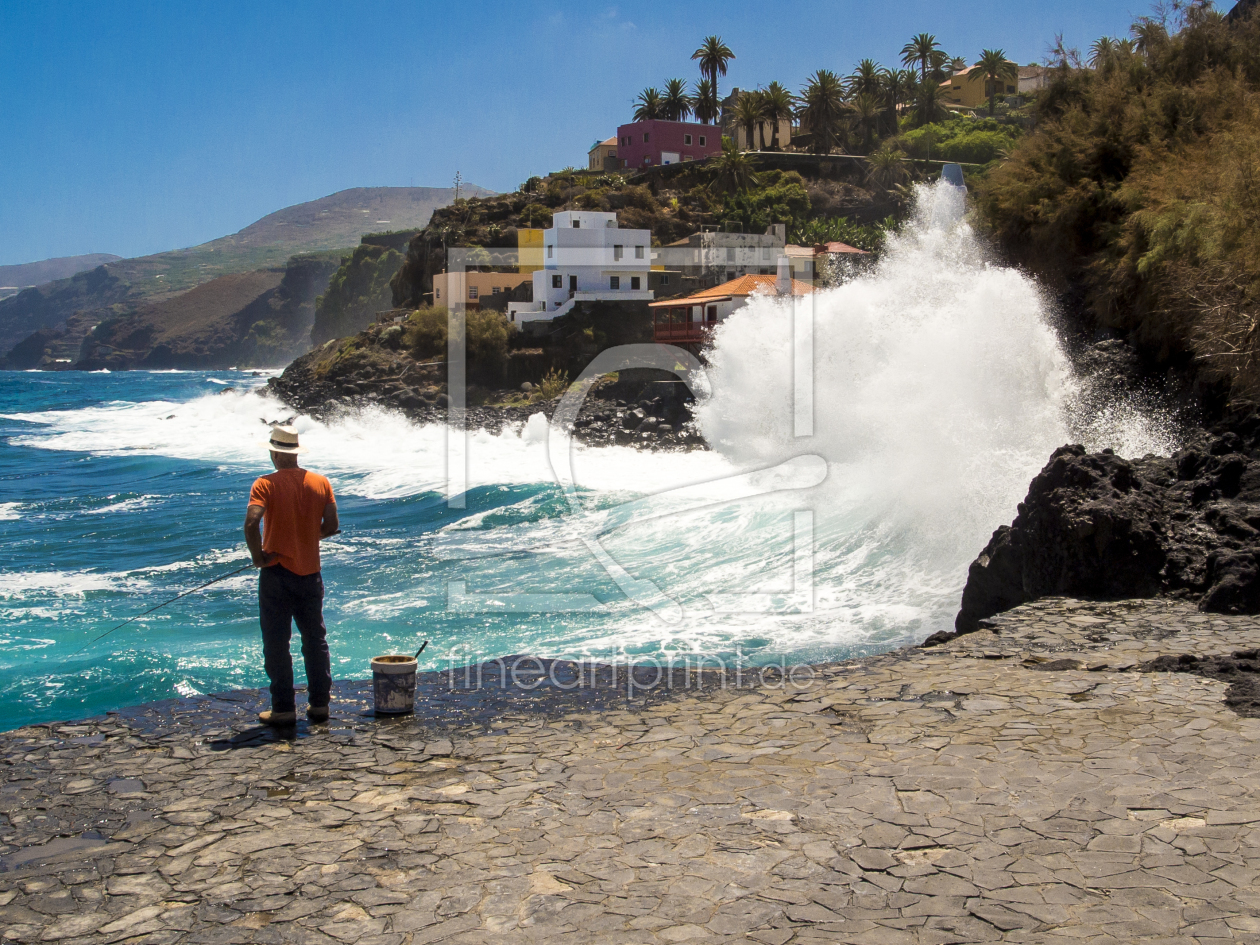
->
[913,78,946,126]
[662,78,692,121]
[1131,19,1168,56]
[707,139,761,194]
[881,68,915,134]
[852,92,882,153]
[866,147,908,190]
[976,48,1017,115]
[692,77,718,124]
[1089,37,1116,72]
[927,49,954,83]
[691,35,735,104]
[849,58,883,97]
[633,87,663,121]
[733,90,764,150]
[760,81,794,150]
[900,32,940,81]
[798,69,846,154]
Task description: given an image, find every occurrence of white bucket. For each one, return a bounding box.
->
[371,654,417,714]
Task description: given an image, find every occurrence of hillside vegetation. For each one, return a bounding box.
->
[310,232,416,345]
[977,3,1260,406]
[392,163,901,307]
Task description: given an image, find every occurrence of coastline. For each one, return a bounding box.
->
[4,598,1259,942]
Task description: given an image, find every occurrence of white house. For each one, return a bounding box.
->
[508,211,654,324]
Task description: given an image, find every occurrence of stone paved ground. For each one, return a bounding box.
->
[3,598,1260,944]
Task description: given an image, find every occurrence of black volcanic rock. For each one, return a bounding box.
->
[944,413,1260,643]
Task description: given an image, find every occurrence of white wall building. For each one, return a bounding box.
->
[508,211,654,324]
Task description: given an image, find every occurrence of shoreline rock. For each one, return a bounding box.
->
[945,409,1260,645]
[3,599,1259,942]
[267,337,710,451]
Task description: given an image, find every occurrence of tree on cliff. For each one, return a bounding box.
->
[760,82,794,150]
[661,79,692,121]
[976,48,1017,115]
[900,33,941,82]
[692,78,719,124]
[691,35,735,105]
[977,3,1260,402]
[732,91,763,150]
[633,88,663,121]
[707,140,761,195]
[798,69,846,154]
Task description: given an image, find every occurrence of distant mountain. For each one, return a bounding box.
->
[0,185,491,361]
[106,185,496,298]
[0,254,122,300]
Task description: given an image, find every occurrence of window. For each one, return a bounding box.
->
[762,247,772,259]
[435,288,441,299]
[634,245,644,259]
[699,135,706,146]
[643,156,651,165]
[610,276,620,289]
[547,245,553,258]
[643,132,649,143]
[552,275,563,288]
[684,134,692,145]
[630,276,640,290]
[613,244,623,260]
[468,286,478,300]
[707,305,717,322]
[726,248,736,262]
[492,286,501,294]
[659,274,669,285]
[572,220,581,228]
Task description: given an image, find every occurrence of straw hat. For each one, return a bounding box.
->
[260,425,307,454]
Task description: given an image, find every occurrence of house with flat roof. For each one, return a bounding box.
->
[588,137,620,171]
[507,210,654,324]
[661,226,786,285]
[433,270,533,311]
[650,262,813,346]
[615,120,722,169]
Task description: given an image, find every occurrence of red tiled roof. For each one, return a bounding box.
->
[649,274,814,307]
[785,242,868,256]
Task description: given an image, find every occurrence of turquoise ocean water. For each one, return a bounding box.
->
[0,187,1172,730]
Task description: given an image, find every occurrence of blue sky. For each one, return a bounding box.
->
[0,0,1191,266]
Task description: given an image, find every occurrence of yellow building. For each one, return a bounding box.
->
[940,64,1017,109]
[587,137,620,171]
[433,271,532,310]
[517,228,544,273]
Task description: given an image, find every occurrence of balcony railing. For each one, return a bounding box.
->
[654,316,717,344]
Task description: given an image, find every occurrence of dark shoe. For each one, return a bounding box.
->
[307,705,330,723]
[258,709,297,726]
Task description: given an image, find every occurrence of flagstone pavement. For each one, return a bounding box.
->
[3,597,1260,944]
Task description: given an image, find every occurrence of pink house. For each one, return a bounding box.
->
[615,120,723,168]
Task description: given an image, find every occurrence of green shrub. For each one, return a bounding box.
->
[976,6,1260,401]
[405,305,515,379]
[899,117,1021,163]
[536,368,570,400]
[718,170,810,233]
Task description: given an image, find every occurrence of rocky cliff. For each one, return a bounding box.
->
[74,254,341,370]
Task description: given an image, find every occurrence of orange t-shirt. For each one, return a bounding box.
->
[248,468,336,576]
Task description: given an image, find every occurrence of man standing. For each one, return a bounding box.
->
[244,425,339,726]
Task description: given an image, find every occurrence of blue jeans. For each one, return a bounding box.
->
[258,564,331,713]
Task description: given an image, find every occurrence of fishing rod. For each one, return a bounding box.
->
[71,562,256,656]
